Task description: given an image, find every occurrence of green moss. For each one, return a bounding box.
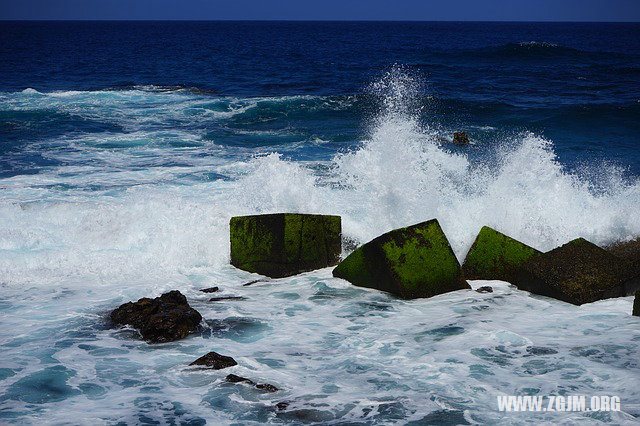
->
[230,213,341,278]
[633,290,640,317]
[462,226,541,283]
[333,219,469,299]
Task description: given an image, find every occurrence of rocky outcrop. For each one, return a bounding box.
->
[514,238,640,305]
[189,351,237,369]
[462,226,541,283]
[476,286,493,293]
[634,291,640,317]
[199,286,219,293]
[230,213,341,278]
[332,219,470,299]
[225,374,278,392]
[110,291,202,343]
[452,131,470,145]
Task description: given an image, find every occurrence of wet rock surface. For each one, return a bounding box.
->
[110,291,202,343]
[209,296,247,302]
[333,219,470,299]
[452,131,470,145]
[230,213,342,278]
[462,226,541,283]
[475,286,494,293]
[189,352,237,369]
[199,286,219,293]
[515,238,640,305]
[225,374,278,392]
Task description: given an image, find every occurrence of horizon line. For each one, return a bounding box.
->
[1,19,640,23]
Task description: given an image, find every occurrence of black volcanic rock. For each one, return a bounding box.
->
[189,352,237,369]
[199,286,219,293]
[452,131,470,145]
[110,290,202,343]
[225,374,278,392]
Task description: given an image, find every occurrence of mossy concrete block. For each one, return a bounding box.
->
[462,226,541,283]
[634,291,640,317]
[515,238,639,306]
[230,213,341,278]
[332,219,470,299]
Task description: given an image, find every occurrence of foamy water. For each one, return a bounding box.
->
[1,70,640,424]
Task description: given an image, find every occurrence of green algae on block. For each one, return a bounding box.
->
[462,226,541,283]
[634,291,640,317]
[515,238,636,306]
[230,213,341,278]
[332,219,470,299]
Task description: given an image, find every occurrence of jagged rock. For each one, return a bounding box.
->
[452,131,470,145]
[514,238,640,305]
[189,351,237,369]
[333,219,470,299]
[476,286,493,293]
[462,226,541,283]
[225,374,278,392]
[199,286,219,293]
[634,291,640,317]
[110,291,202,343]
[230,213,341,278]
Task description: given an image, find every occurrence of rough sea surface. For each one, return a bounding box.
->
[1,22,640,424]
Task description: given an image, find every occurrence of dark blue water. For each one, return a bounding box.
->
[1,21,640,174]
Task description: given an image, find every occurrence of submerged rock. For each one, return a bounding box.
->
[476,286,493,293]
[189,351,237,369]
[462,226,541,283]
[230,213,341,278]
[452,131,470,145]
[110,291,202,343]
[199,286,219,293]
[634,291,640,317]
[209,296,247,302]
[332,219,470,299]
[514,238,640,305]
[225,374,278,392]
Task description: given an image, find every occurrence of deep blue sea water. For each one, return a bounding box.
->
[1,22,640,424]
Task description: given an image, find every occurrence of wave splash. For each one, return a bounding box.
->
[1,68,640,287]
[237,67,640,256]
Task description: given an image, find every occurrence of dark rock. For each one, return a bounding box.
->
[199,286,219,293]
[452,131,470,145]
[462,226,541,283]
[242,279,264,287]
[209,296,247,302]
[634,291,640,317]
[225,374,279,392]
[110,290,202,343]
[276,401,290,411]
[230,213,342,278]
[189,351,237,369]
[607,238,640,276]
[333,219,470,299]
[226,374,253,384]
[256,383,279,393]
[514,238,640,305]
[476,286,493,293]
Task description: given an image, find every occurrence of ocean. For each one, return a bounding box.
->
[1,21,640,424]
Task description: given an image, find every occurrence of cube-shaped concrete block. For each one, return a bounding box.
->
[230,213,341,278]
